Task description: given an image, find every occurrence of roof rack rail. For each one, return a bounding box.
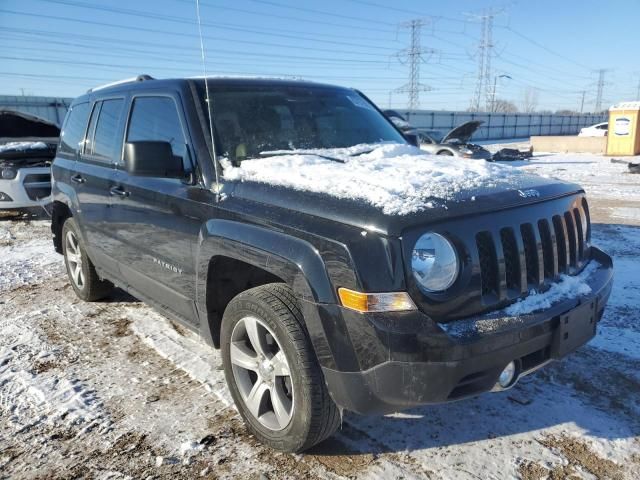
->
[86,74,155,93]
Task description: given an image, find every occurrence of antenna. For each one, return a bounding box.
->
[195,0,221,197]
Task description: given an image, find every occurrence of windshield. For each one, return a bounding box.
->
[195,82,406,162]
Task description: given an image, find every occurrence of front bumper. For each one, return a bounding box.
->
[320,247,613,415]
[0,167,51,209]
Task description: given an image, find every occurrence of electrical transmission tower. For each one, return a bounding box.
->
[394,19,435,111]
[594,69,607,112]
[469,10,497,112]
[469,11,495,111]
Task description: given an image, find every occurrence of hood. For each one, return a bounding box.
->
[441,120,483,144]
[220,144,582,236]
[0,110,61,139]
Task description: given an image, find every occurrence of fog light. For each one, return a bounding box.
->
[0,192,12,202]
[498,361,517,388]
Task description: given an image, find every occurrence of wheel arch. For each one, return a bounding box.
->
[437,148,455,156]
[51,200,73,254]
[196,219,336,348]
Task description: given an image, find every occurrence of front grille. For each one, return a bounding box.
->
[475,200,590,302]
[23,172,51,201]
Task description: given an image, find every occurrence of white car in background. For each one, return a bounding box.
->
[0,110,60,212]
[578,122,608,137]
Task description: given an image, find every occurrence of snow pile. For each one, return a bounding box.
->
[504,261,598,316]
[0,141,48,153]
[222,144,523,215]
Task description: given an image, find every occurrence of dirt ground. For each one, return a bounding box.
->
[1,152,640,479]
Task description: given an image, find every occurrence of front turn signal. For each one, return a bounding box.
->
[337,288,417,313]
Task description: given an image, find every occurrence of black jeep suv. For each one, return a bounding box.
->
[51,76,613,452]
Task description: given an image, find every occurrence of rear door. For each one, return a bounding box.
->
[106,92,212,324]
[73,97,126,274]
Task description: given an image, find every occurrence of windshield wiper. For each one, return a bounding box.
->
[258,151,345,163]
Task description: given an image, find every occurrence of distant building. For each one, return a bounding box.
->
[0,95,72,126]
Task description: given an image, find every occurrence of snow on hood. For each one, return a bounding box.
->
[0,141,48,153]
[221,143,526,216]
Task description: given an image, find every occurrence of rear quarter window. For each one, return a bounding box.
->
[59,102,90,156]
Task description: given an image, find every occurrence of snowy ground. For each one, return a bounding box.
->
[1,151,640,479]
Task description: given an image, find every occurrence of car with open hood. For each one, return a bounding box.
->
[384,109,492,160]
[0,110,60,211]
[51,76,613,453]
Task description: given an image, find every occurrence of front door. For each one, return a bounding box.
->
[107,93,214,324]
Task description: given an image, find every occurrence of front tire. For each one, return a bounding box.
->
[62,218,113,301]
[221,283,340,452]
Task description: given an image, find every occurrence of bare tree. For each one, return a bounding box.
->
[493,99,519,113]
[522,87,539,113]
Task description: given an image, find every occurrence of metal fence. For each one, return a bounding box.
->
[0,95,72,127]
[397,110,608,141]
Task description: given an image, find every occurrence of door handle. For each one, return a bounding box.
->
[71,174,85,184]
[109,186,130,198]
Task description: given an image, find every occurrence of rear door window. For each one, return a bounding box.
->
[59,102,90,156]
[91,99,125,163]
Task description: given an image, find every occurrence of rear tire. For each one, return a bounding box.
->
[221,283,340,452]
[62,218,113,301]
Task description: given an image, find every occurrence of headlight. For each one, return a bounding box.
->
[1,168,17,180]
[411,232,459,292]
[460,147,474,156]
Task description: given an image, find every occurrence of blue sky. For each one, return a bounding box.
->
[1,0,639,112]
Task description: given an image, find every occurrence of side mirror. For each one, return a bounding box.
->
[123,141,185,178]
[404,132,420,147]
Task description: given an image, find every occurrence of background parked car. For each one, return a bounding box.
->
[578,121,608,137]
[383,110,492,160]
[0,110,59,212]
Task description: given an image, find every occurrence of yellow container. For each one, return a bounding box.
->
[606,101,640,156]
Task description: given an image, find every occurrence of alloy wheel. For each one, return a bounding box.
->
[65,230,85,290]
[230,316,294,431]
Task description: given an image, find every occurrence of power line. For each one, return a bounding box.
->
[29,0,402,52]
[171,0,397,34]
[12,4,393,59]
[502,25,593,71]
[245,0,393,26]
[0,9,402,65]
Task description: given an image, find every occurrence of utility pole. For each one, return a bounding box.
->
[394,19,435,111]
[594,69,606,112]
[580,90,586,113]
[470,10,495,111]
